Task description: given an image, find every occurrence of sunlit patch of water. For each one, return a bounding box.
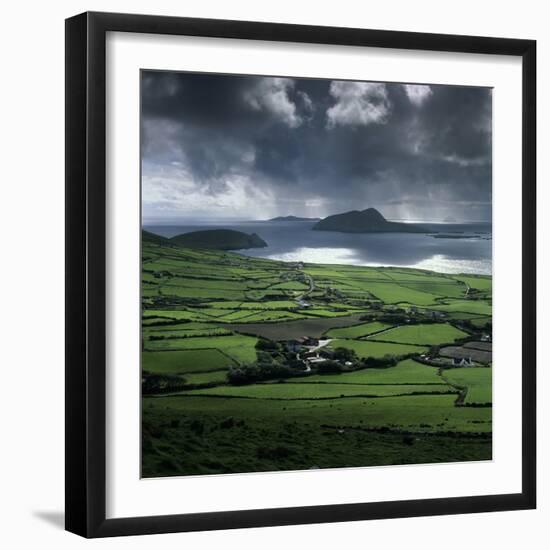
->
[412,255,491,275]
[265,247,360,264]
[265,249,491,275]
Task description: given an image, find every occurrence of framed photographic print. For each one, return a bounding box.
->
[65,11,536,538]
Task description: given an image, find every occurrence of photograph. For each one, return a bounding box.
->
[140,70,493,478]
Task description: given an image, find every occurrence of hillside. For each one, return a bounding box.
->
[142,229,174,246]
[141,240,492,478]
[170,229,268,250]
[312,208,426,233]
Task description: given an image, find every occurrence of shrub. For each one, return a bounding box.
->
[257,445,294,459]
[316,360,344,374]
[219,417,235,429]
[361,355,398,369]
[255,338,280,351]
[227,362,293,384]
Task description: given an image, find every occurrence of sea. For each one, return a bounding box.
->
[144,220,492,275]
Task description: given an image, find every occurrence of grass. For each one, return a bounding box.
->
[452,275,492,293]
[142,404,492,477]
[330,339,428,358]
[163,277,249,290]
[304,266,389,279]
[233,311,305,322]
[145,334,258,364]
[367,323,468,346]
[183,370,228,385]
[343,280,441,306]
[145,322,225,332]
[141,241,492,477]
[159,286,246,300]
[296,359,443,385]
[383,269,455,282]
[145,393,491,433]
[443,367,492,404]
[142,349,236,374]
[469,317,492,328]
[430,300,492,316]
[397,282,467,299]
[270,281,309,290]
[325,321,393,339]
[225,313,369,340]
[144,309,211,322]
[236,300,299,310]
[185,382,455,399]
[144,327,232,339]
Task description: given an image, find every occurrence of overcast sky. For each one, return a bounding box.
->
[141,71,492,223]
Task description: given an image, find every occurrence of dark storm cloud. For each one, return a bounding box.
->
[141,70,492,222]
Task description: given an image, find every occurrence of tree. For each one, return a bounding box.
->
[255,338,279,351]
[332,347,357,362]
[362,355,398,369]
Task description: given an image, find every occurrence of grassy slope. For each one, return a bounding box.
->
[143,403,491,477]
[144,393,491,433]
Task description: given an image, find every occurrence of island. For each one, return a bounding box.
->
[312,207,427,233]
[169,229,268,251]
[267,215,321,222]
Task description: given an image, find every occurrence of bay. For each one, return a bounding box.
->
[144,220,492,275]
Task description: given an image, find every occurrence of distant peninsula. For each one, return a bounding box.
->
[312,208,427,234]
[267,215,321,222]
[169,229,267,251]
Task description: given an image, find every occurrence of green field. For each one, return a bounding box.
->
[226,313,369,340]
[326,321,393,339]
[443,367,492,404]
[142,349,236,374]
[452,275,492,293]
[183,370,228,385]
[185,382,455,399]
[297,359,443,385]
[145,334,258,362]
[430,299,492,316]
[141,240,492,477]
[330,339,428,358]
[145,393,491,434]
[143,399,492,477]
[359,282,441,305]
[367,323,468,346]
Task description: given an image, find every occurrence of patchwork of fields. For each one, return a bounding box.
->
[141,240,492,477]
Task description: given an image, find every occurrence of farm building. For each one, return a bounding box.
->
[452,357,474,367]
[440,343,491,364]
[286,336,319,352]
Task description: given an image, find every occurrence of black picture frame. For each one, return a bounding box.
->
[65,11,536,538]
